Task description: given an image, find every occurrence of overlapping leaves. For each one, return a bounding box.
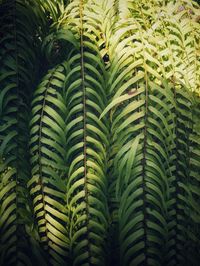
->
[0,0,200,266]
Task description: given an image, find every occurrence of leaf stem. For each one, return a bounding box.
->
[79,0,91,260]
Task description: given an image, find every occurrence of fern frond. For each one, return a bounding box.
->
[55,2,112,265]
[0,0,41,264]
[29,63,70,265]
[103,10,178,264]
[186,95,200,264]
[1,0,200,265]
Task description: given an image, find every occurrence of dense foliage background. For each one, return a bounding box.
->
[0,0,200,265]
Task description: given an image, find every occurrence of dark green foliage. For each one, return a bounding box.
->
[0,0,200,265]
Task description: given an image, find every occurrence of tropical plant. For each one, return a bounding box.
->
[0,0,200,265]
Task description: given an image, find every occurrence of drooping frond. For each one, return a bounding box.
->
[0,0,42,264]
[29,63,70,265]
[186,94,200,264]
[62,1,111,264]
[104,23,174,265]
[100,1,200,265]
